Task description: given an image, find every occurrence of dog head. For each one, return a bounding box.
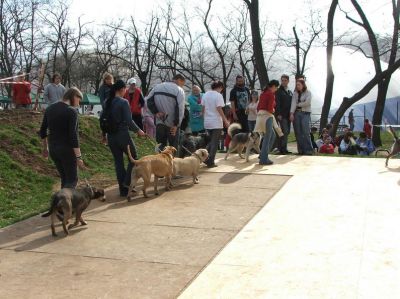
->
[82,182,106,202]
[162,146,177,158]
[193,149,209,162]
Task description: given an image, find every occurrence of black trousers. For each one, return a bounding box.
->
[108,130,137,196]
[206,128,222,166]
[49,145,78,189]
[132,114,143,130]
[236,109,249,132]
[156,124,178,150]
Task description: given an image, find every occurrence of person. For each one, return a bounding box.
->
[187,85,204,135]
[201,81,230,168]
[12,72,31,108]
[146,74,186,150]
[142,100,156,138]
[310,127,318,152]
[43,73,66,105]
[125,77,144,130]
[339,131,360,155]
[98,72,113,109]
[246,90,258,132]
[102,80,146,197]
[275,74,293,154]
[290,79,313,155]
[319,136,335,154]
[40,87,85,189]
[348,109,355,131]
[229,75,251,132]
[356,132,375,156]
[364,119,372,139]
[254,80,280,165]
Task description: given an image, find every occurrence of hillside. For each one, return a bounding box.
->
[0,109,154,228]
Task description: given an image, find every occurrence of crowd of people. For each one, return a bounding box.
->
[4,70,379,196]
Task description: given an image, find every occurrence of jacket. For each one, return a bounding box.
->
[124,87,144,115]
[12,82,31,105]
[290,90,312,113]
[275,86,292,119]
[187,93,204,132]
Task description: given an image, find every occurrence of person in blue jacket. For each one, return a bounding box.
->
[187,85,204,135]
[356,132,375,156]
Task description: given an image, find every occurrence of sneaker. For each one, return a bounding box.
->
[259,160,273,165]
[207,164,218,168]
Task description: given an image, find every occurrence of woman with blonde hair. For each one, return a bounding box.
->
[98,72,114,108]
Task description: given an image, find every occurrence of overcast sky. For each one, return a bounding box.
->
[69,0,393,35]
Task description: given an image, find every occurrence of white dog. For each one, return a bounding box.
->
[173,149,209,184]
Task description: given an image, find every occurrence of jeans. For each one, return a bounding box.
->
[248,120,256,132]
[108,130,137,195]
[259,118,275,164]
[293,111,313,154]
[278,118,290,152]
[156,124,178,150]
[206,128,222,166]
[49,145,78,189]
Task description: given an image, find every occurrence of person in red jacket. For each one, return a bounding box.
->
[363,119,372,138]
[319,136,335,154]
[12,72,31,108]
[124,78,145,130]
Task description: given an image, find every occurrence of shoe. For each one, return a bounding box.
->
[207,164,218,168]
[173,175,183,179]
[259,160,273,165]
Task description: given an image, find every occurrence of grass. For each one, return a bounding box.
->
[0,110,154,228]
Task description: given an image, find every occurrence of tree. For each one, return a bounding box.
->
[320,0,339,132]
[243,0,269,88]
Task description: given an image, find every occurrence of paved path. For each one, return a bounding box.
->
[1,153,399,298]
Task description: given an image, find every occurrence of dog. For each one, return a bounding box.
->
[41,185,105,237]
[375,126,400,166]
[127,145,176,199]
[173,149,209,184]
[224,123,261,162]
[180,132,211,157]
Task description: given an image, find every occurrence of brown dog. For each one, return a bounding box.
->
[173,149,209,184]
[127,145,176,199]
[42,185,105,237]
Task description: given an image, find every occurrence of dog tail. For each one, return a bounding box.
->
[389,126,399,141]
[41,194,59,217]
[127,145,138,164]
[227,123,242,137]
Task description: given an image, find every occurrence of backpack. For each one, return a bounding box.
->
[99,100,118,134]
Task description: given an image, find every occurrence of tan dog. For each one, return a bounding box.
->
[173,149,209,184]
[127,145,176,199]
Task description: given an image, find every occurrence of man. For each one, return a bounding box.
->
[229,75,250,132]
[348,109,355,131]
[43,73,66,105]
[146,74,186,149]
[275,74,293,154]
[12,72,31,109]
[125,77,145,130]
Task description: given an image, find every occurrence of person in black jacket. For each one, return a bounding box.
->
[229,75,250,132]
[275,74,293,154]
[102,80,146,197]
[40,87,85,189]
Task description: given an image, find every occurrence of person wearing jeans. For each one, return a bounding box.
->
[201,81,230,168]
[290,79,313,155]
[275,74,293,154]
[254,80,280,165]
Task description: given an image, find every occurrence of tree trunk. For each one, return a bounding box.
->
[320,0,338,132]
[292,26,301,78]
[372,79,391,146]
[246,0,269,88]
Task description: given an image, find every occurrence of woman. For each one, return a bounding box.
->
[98,72,114,109]
[201,81,230,168]
[102,80,145,197]
[254,80,280,165]
[246,90,258,132]
[12,72,31,108]
[289,79,313,155]
[40,87,85,189]
[187,85,204,135]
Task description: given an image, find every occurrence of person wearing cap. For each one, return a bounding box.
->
[124,77,145,130]
[246,90,258,132]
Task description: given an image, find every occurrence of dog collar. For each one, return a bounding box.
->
[192,152,202,161]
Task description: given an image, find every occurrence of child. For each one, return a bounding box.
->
[319,136,335,154]
[142,101,155,138]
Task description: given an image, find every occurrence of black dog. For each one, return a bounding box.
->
[180,132,211,157]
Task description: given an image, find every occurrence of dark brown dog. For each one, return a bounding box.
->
[42,185,105,236]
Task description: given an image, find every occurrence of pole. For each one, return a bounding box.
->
[397,101,399,125]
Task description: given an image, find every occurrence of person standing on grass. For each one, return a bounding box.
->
[348,109,355,131]
[98,72,114,109]
[102,80,146,197]
[202,81,230,168]
[43,73,66,106]
[230,75,251,132]
[290,79,313,155]
[12,72,31,109]
[246,90,258,132]
[125,77,145,130]
[254,80,280,165]
[187,85,205,135]
[275,74,293,154]
[40,87,86,189]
